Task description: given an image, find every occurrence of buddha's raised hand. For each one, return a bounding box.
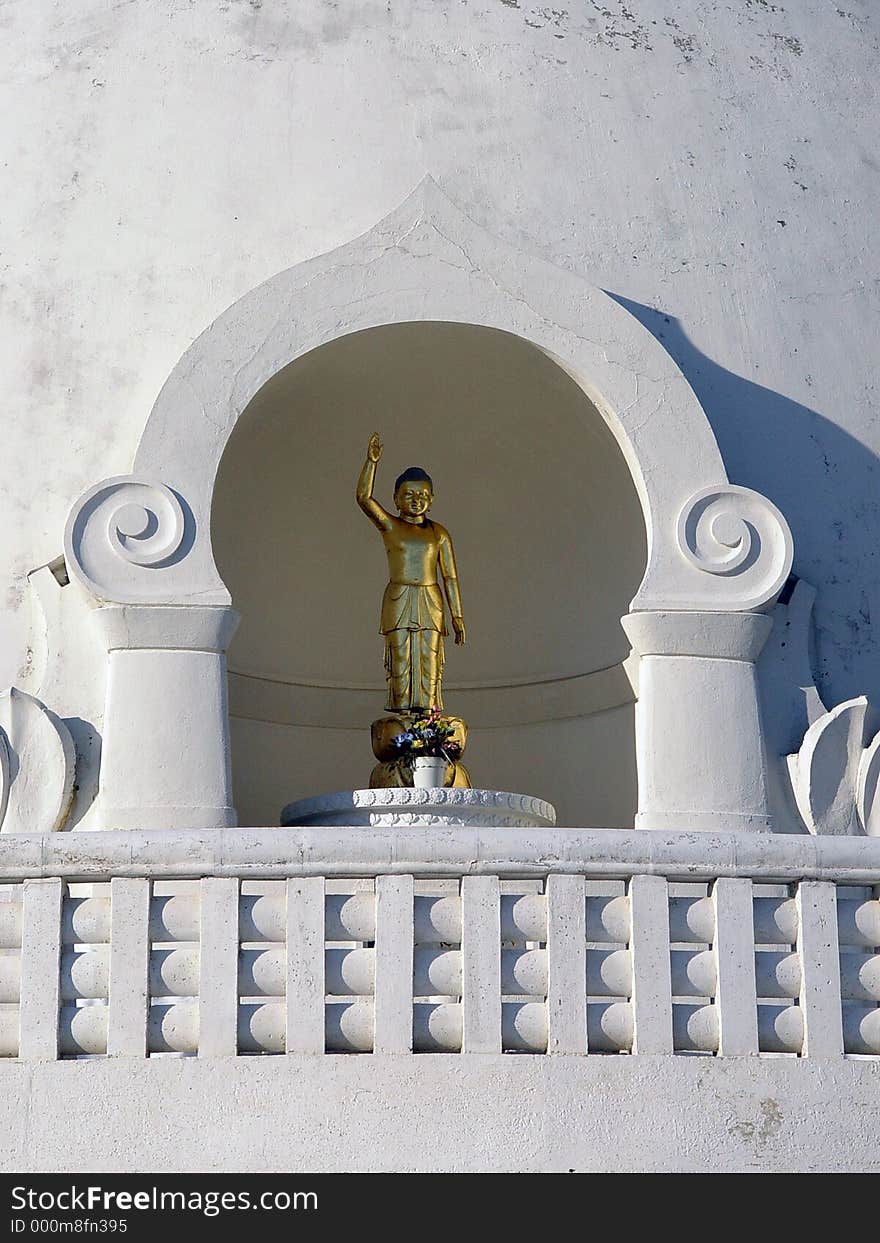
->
[367,433,383,463]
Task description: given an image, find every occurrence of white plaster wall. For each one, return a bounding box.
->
[1,1055,878,1173]
[2,0,879,726]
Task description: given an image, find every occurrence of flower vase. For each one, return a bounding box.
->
[411,756,448,789]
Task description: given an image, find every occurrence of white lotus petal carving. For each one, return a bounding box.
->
[790,696,877,836]
[857,733,880,836]
[0,687,76,834]
[0,731,9,829]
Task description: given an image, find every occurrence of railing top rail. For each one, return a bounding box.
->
[1,828,880,883]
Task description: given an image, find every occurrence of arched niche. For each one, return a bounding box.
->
[211,321,647,826]
[64,179,793,833]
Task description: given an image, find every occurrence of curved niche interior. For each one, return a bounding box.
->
[211,321,647,826]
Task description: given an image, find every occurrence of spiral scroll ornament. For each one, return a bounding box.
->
[108,492,184,566]
[676,485,794,611]
[64,476,191,603]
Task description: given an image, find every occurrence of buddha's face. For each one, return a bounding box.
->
[395,480,433,519]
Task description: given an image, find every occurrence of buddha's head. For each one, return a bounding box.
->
[394,467,434,519]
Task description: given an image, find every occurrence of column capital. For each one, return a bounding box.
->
[622,609,773,663]
[93,604,240,653]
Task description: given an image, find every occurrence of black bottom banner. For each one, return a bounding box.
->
[0,1171,858,1237]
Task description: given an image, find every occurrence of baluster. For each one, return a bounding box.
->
[374,875,414,1053]
[20,878,64,1061]
[198,877,239,1058]
[286,877,325,1054]
[461,875,501,1054]
[796,880,843,1057]
[713,877,758,1055]
[547,874,587,1054]
[629,874,672,1054]
[108,877,151,1057]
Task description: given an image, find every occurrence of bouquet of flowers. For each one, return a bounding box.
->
[390,709,463,764]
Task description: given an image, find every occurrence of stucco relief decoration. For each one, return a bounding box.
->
[856,732,880,836]
[0,731,9,828]
[64,475,190,603]
[785,695,880,837]
[676,484,793,611]
[0,687,76,834]
[281,787,556,828]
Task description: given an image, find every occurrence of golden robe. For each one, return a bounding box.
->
[358,459,463,714]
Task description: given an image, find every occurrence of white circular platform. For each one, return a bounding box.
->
[280,787,556,828]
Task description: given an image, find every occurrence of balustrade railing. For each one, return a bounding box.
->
[0,829,878,1060]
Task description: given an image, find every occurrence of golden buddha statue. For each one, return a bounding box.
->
[357,433,465,713]
[357,433,471,789]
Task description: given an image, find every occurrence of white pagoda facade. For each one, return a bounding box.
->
[1,1,878,1172]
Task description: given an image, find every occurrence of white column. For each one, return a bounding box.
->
[286,878,325,1054]
[797,880,844,1057]
[712,877,758,1056]
[461,875,501,1054]
[20,878,64,1061]
[622,610,774,833]
[93,605,239,830]
[198,877,239,1058]
[546,874,587,1054]
[629,874,673,1055]
[374,875,414,1054]
[108,877,151,1057]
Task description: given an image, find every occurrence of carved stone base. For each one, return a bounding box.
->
[280,788,556,828]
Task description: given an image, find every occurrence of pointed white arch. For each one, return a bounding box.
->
[61,179,794,835]
[67,177,791,614]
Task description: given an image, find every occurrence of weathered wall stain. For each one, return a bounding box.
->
[728,1097,785,1163]
[482,0,828,65]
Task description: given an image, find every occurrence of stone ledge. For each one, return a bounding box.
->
[1,827,880,882]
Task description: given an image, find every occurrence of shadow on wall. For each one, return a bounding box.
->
[611,296,880,712]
